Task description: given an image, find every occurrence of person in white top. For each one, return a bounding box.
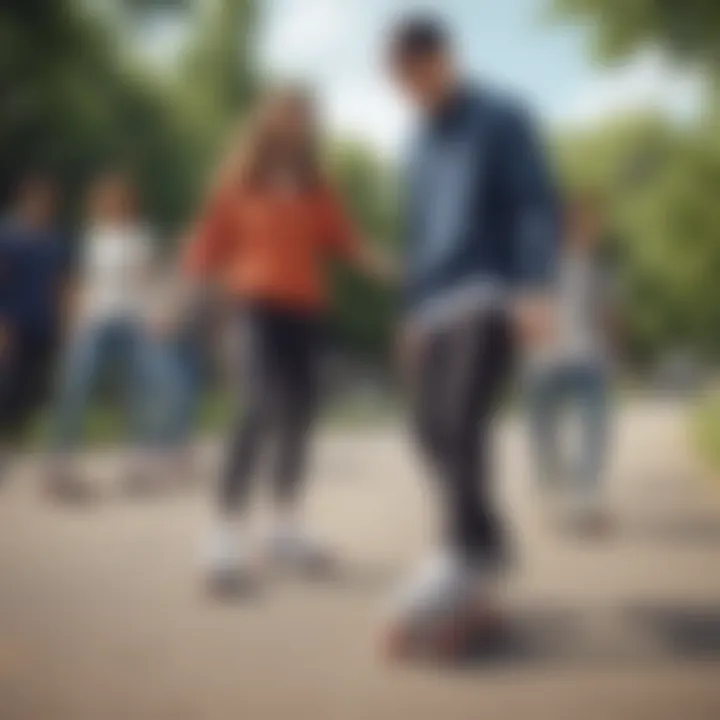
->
[526,191,617,531]
[47,171,178,499]
[78,220,153,323]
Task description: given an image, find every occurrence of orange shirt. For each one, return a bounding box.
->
[184,184,361,312]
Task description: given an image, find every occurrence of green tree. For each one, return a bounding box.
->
[327,142,400,361]
[557,116,720,363]
[552,0,720,109]
[0,0,259,237]
[0,0,399,361]
[178,0,258,168]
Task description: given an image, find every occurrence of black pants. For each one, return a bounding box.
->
[220,305,322,514]
[408,308,513,563]
[0,332,57,445]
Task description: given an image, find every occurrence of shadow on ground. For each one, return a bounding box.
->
[627,517,720,545]
[462,604,720,668]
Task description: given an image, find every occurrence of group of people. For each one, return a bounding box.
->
[0,14,615,659]
[0,170,206,497]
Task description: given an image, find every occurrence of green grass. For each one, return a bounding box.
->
[20,390,401,450]
[690,390,720,473]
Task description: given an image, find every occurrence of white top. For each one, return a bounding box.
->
[78,223,155,323]
[530,252,610,369]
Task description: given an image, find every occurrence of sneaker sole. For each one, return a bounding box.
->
[381,600,504,662]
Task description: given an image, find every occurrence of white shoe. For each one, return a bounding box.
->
[266,527,333,576]
[203,521,256,594]
[383,550,498,659]
[389,550,479,624]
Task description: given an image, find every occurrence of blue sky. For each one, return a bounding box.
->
[143,0,702,156]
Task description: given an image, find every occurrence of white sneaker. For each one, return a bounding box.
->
[383,550,498,659]
[203,521,256,594]
[389,550,479,624]
[266,527,333,576]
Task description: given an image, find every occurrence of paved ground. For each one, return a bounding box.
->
[1,400,719,719]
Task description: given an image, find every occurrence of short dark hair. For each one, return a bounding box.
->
[388,13,450,63]
[12,168,57,202]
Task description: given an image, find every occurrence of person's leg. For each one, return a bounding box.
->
[408,326,452,474]
[204,307,279,586]
[266,317,329,570]
[148,337,199,480]
[219,312,278,514]
[47,323,109,499]
[574,364,609,513]
[25,336,58,415]
[52,324,107,451]
[157,337,205,484]
[527,368,563,493]
[0,338,30,482]
[10,335,59,446]
[0,337,31,445]
[386,308,513,654]
[147,328,200,451]
[270,319,320,509]
[120,324,182,491]
[0,351,16,441]
[173,328,204,446]
[407,309,513,562]
[442,310,513,565]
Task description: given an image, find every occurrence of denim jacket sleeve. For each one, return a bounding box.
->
[500,105,559,290]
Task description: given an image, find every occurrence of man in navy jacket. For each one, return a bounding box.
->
[384,14,559,657]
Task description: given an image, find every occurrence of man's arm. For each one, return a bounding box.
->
[501,103,560,344]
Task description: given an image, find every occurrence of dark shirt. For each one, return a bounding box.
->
[403,84,559,312]
[0,219,68,340]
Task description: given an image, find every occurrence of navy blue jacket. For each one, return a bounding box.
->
[403,84,559,311]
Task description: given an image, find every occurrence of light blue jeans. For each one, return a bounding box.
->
[53,317,182,450]
[527,362,609,495]
[150,333,203,448]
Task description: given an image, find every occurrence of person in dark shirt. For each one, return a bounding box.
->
[0,173,69,462]
[382,14,559,659]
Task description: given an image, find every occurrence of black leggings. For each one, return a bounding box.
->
[0,333,57,445]
[408,308,513,563]
[220,305,322,514]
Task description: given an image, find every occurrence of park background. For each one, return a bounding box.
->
[3,0,720,462]
[3,5,720,719]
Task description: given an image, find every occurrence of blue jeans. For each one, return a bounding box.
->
[53,318,181,450]
[527,363,609,495]
[151,333,203,447]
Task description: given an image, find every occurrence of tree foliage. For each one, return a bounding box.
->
[552,0,720,110]
[557,116,720,363]
[327,143,400,360]
[552,0,720,65]
[0,0,258,239]
[0,0,399,358]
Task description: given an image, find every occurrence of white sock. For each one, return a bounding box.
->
[272,508,301,541]
[205,516,247,569]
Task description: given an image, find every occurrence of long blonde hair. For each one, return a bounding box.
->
[217,85,323,192]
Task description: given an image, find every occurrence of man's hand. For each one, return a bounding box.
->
[512,293,556,348]
[396,320,425,380]
[356,244,399,284]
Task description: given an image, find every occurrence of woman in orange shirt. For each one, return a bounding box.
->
[184,87,389,591]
